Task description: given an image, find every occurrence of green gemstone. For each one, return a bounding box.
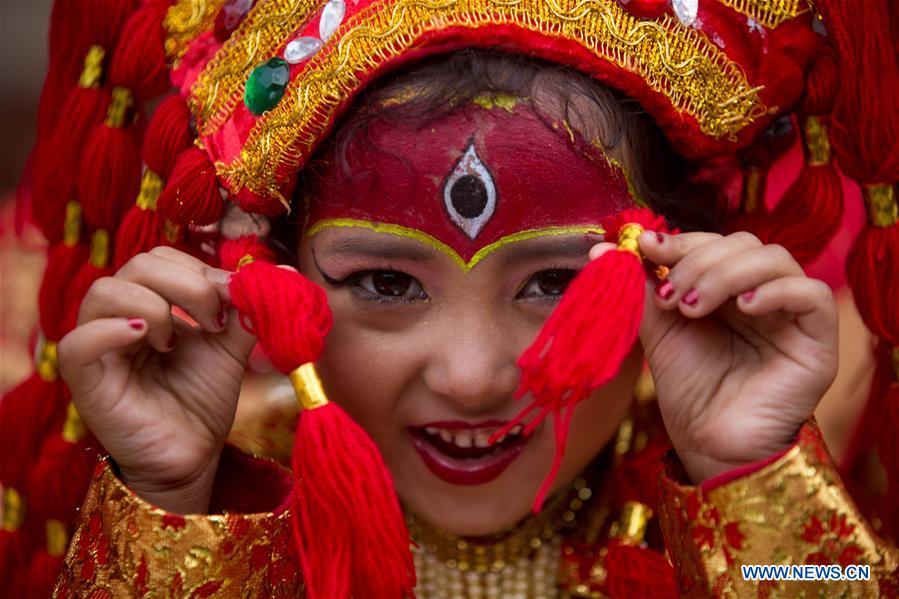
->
[244,57,290,115]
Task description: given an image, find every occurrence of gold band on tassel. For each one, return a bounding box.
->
[136,170,164,211]
[105,86,133,128]
[61,401,87,443]
[742,167,764,214]
[289,363,329,411]
[803,116,831,167]
[63,201,82,247]
[36,337,58,382]
[616,223,645,259]
[1,487,24,532]
[613,500,653,545]
[46,519,68,557]
[164,220,182,244]
[863,184,898,228]
[89,229,110,268]
[78,45,105,89]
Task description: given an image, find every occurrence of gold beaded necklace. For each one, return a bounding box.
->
[406,474,607,599]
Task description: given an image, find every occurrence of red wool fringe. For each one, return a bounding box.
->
[78,121,143,231]
[108,1,171,102]
[604,540,679,599]
[40,243,90,341]
[158,148,225,226]
[113,206,173,270]
[491,209,669,511]
[222,237,415,599]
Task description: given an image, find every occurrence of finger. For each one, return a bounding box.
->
[117,253,227,333]
[149,246,234,303]
[678,244,805,318]
[646,231,764,308]
[215,305,258,363]
[58,317,147,398]
[588,242,616,260]
[638,230,724,267]
[78,277,177,352]
[738,276,837,341]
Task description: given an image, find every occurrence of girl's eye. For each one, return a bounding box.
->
[355,271,427,301]
[518,269,578,300]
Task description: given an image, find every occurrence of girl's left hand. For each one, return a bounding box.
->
[591,231,839,483]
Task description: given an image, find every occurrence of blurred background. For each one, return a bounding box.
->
[0,1,51,392]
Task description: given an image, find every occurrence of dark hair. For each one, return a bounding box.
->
[271,50,718,260]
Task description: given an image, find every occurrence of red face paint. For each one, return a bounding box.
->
[306,101,636,264]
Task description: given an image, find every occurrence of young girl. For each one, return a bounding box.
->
[3,0,898,597]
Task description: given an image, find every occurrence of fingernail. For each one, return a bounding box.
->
[656,280,675,300]
[656,232,665,244]
[167,332,177,349]
[127,318,145,331]
[741,290,756,302]
[206,268,233,286]
[682,288,699,306]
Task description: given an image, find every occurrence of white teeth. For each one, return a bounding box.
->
[474,432,491,448]
[454,431,473,448]
[439,429,453,443]
[496,434,507,444]
[425,427,438,435]
[510,425,523,435]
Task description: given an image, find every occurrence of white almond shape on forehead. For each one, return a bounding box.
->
[442,141,497,240]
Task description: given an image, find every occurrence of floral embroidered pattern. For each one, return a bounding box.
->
[658,422,899,598]
[53,460,302,598]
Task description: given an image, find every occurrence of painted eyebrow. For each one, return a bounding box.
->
[499,235,601,265]
[325,236,434,262]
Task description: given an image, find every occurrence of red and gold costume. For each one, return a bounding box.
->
[1,0,898,597]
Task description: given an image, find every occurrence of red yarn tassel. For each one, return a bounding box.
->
[222,237,415,599]
[158,147,225,226]
[142,95,193,179]
[107,1,171,102]
[491,209,669,511]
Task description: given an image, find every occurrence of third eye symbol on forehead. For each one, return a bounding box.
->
[442,139,497,240]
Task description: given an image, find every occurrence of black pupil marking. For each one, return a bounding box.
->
[372,272,412,296]
[450,174,488,218]
[537,270,576,296]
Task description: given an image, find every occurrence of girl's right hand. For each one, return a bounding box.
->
[58,247,257,514]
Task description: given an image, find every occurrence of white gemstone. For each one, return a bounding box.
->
[284,36,323,64]
[672,0,698,27]
[319,0,346,42]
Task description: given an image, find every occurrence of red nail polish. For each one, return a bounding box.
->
[656,280,675,300]
[167,332,177,349]
[656,232,664,244]
[682,288,699,306]
[127,318,145,331]
[741,290,756,302]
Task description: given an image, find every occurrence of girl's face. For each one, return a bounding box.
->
[297,100,642,536]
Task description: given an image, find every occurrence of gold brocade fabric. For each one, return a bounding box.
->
[658,422,899,598]
[52,460,303,598]
[53,420,899,598]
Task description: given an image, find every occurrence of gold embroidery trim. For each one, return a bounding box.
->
[305,219,605,272]
[718,0,811,28]
[863,184,897,228]
[189,0,321,136]
[164,0,228,65]
[1,487,24,531]
[290,363,329,410]
[219,0,765,202]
